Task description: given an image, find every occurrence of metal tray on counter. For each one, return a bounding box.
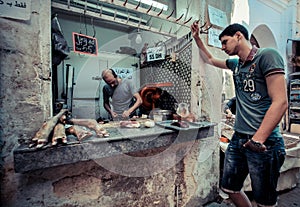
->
[155,120,216,131]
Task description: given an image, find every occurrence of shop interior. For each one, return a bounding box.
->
[51,0,194,121]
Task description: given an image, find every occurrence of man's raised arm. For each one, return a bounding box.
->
[191,21,228,69]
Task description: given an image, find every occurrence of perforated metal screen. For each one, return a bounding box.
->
[140,44,192,107]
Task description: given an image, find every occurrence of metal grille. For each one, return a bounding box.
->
[140,43,192,106]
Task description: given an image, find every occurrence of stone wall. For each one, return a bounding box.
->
[0,0,52,205]
[0,0,231,206]
[2,138,219,207]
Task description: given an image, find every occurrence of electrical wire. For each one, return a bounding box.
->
[91,17,96,37]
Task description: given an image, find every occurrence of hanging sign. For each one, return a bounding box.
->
[208,28,222,48]
[208,5,228,28]
[146,46,165,62]
[72,32,98,56]
[0,0,31,20]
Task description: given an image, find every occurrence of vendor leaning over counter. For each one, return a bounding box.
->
[101,69,142,120]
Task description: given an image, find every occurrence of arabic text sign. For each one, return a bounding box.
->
[0,0,31,20]
[72,32,98,56]
[208,28,222,48]
[208,5,228,28]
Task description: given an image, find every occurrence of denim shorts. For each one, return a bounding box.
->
[221,132,286,206]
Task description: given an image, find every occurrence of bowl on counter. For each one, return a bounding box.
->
[149,109,173,122]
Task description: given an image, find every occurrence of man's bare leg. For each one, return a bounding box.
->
[228,191,252,207]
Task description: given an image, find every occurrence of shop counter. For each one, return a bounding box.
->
[14,121,216,173]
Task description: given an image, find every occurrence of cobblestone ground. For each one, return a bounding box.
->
[204,184,300,207]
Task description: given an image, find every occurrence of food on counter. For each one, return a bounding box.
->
[66,125,93,141]
[52,123,67,145]
[173,112,196,122]
[32,109,68,148]
[141,114,148,119]
[68,118,110,137]
[120,120,141,128]
[144,120,155,128]
[170,121,189,128]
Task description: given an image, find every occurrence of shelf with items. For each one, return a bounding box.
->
[289,111,300,119]
[290,86,300,90]
[290,90,300,94]
[290,79,300,85]
[290,106,300,110]
[288,77,300,130]
[290,95,300,101]
[290,101,300,107]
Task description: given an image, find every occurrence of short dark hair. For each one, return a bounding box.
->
[219,23,249,40]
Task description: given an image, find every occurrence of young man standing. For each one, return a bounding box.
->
[191,22,287,207]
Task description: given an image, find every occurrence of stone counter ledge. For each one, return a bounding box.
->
[14,124,215,173]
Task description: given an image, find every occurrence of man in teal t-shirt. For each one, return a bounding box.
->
[226,47,284,138]
[191,22,287,207]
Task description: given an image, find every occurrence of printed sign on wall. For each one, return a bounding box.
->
[112,67,134,79]
[0,0,31,20]
[208,28,222,48]
[146,46,165,62]
[208,5,228,28]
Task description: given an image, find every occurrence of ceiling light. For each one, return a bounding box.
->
[133,0,168,11]
[135,29,142,44]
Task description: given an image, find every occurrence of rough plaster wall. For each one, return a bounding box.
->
[2,141,219,207]
[0,0,52,205]
[0,0,232,206]
[185,0,233,120]
[180,137,220,207]
[191,37,226,124]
